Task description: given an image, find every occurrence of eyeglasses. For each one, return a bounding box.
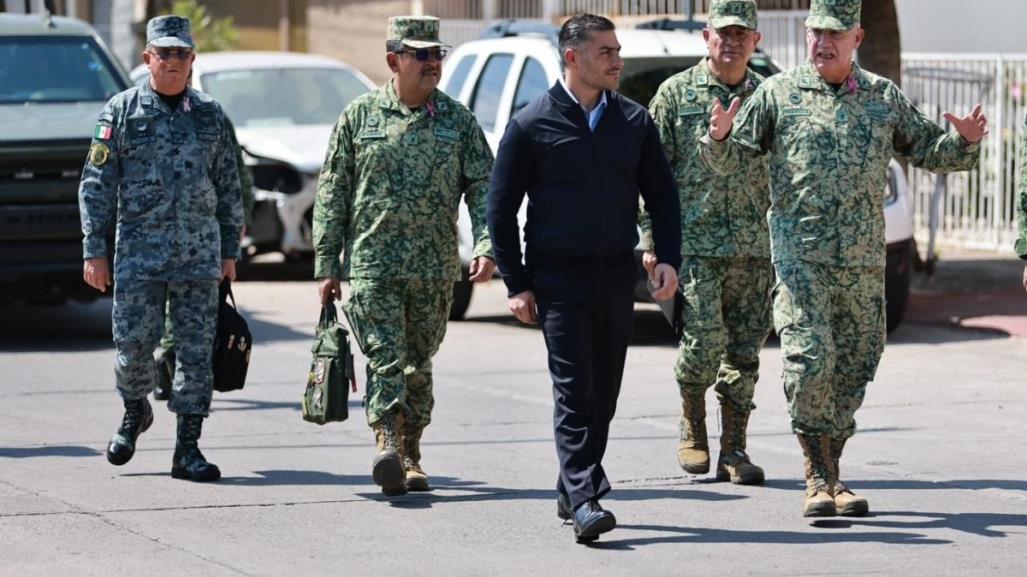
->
[148,48,193,62]
[396,48,447,62]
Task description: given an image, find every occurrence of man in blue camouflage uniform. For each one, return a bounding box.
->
[78,15,243,482]
[703,0,987,517]
[314,16,495,496]
[641,0,771,486]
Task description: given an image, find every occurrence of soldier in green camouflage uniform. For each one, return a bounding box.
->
[79,16,243,482]
[641,0,771,486]
[702,0,987,517]
[314,16,494,496]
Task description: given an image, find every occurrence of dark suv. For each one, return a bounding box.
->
[0,13,129,305]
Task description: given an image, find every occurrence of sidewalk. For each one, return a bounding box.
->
[907,248,1027,336]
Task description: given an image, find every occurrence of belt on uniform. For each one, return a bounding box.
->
[528,250,634,271]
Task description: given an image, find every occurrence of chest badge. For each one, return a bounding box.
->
[789,92,803,105]
[685,89,698,102]
[366,116,380,127]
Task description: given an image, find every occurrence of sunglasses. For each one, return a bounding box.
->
[148,48,193,62]
[397,48,447,62]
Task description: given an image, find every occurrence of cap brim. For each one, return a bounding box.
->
[710,16,756,30]
[401,39,451,49]
[805,15,852,31]
[149,37,194,48]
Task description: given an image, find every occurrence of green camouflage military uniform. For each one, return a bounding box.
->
[702,60,980,438]
[79,81,243,416]
[313,79,492,428]
[1015,114,1027,259]
[642,57,772,411]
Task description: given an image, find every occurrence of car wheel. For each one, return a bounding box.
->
[885,240,914,333]
[450,278,473,321]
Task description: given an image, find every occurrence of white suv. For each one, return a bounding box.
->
[443,20,915,331]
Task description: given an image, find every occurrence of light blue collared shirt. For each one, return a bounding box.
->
[559,77,607,132]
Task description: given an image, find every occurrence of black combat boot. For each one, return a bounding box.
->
[152,350,174,401]
[171,415,221,482]
[107,398,154,466]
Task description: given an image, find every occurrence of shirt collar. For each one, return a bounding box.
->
[558,76,607,113]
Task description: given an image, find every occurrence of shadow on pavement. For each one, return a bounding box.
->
[0,445,102,458]
[0,300,113,352]
[844,510,1027,538]
[588,523,951,548]
[362,483,747,509]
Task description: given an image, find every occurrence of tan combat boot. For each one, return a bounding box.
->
[371,412,406,496]
[677,391,710,474]
[830,437,869,516]
[715,399,765,485]
[402,423,430,492]
[797,433,836,517]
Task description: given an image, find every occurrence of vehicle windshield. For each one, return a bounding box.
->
[619,54,781,107]
[0,36,125,104]
[200,67,371,128]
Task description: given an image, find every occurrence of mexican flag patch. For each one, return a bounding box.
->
[94,124,112,140]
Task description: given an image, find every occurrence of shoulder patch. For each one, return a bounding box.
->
[94,123,113,140]
[88,143,110,166]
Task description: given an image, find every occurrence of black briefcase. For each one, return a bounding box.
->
[212,280,252,393]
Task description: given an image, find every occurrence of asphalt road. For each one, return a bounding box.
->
[1,275,1025,577]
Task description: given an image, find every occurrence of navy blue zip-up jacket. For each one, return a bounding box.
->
[487,83,682,296]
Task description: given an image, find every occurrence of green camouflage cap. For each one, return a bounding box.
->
[709,0,758,30]
[146,15,194,49]
[805,0,861,31]
[387,15,450,49]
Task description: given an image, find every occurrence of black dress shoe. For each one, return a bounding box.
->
[572,499,616,543]
[557,493,572,520]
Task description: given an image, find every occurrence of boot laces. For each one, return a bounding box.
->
[119,401,147,435]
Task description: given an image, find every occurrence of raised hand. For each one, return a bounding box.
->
[709,97,742,142]
[943,103,989,144]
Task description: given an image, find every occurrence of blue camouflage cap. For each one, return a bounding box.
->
[146,15,195,49]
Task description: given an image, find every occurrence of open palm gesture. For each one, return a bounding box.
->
[944,103,988,144]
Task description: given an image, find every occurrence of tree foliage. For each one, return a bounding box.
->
[166,0,239,53]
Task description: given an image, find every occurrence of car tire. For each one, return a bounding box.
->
[885,239,914,333]
[450,277,473,321]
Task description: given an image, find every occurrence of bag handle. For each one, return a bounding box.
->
[319,302,338,327]
[220,279,236,308]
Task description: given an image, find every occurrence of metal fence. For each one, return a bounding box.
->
[902,54,1027,252]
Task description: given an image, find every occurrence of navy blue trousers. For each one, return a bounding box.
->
[532,256,636,511]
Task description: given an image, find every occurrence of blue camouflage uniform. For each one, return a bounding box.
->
[79,81,243,416]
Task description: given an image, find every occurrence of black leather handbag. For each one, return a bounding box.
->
[212,280,251,393]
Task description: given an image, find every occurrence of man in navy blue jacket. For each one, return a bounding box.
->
[486,13,682,544]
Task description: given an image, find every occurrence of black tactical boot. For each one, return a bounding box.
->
[371,412,406,496]
[107,398,154,466]
[152,350,174,401]
[171,415,221,482]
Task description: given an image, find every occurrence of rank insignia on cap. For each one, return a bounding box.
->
[94,124,112,140]
[789,92,803,105]
[88,143,110,166]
